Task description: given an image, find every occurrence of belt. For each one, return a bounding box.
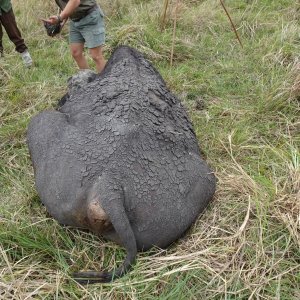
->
[71,5,98,22]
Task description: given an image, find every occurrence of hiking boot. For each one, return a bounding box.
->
[21,50,33,68]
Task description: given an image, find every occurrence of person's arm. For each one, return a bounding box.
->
[45,0,80,24]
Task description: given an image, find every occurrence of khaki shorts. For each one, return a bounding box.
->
[69,7,105,49]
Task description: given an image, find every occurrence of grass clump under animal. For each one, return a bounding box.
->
[0,0,299,299]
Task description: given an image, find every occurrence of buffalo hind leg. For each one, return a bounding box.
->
[73,177,137,284]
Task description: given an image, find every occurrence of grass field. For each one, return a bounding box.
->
[0,0,299,299]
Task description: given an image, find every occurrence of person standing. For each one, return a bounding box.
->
[45,0,106,73]
[0,0,33,67]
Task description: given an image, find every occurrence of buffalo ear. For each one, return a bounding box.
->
[56,93,69,110]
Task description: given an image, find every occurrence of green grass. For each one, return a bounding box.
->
[0,0,299,298]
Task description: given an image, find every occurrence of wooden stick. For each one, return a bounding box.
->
[220,0,243,48]
[160,0,170,31]
[170,0,180,66]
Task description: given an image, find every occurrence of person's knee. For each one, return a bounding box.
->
[71,48,83,59]
[91,54,103,63]
[90,49,104,63]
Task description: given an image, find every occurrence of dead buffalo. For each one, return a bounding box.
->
[27,46,216,284]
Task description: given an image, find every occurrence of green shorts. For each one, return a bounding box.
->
[69,7,105,49]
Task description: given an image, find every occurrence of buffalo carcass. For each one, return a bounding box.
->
[27,46,216,283]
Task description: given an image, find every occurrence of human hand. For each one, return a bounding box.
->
[41,15,61,25]
[41,17,63,37]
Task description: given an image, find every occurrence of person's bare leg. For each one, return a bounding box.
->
[89,46,106,73]
[70,43,89,70]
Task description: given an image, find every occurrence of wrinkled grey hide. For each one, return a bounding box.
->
[27,46,216,283]
[57,69,97,108]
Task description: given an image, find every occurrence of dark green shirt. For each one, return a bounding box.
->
[55,0,97,21]
[0,0,12,16]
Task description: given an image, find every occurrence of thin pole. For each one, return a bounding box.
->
[160,0,170,31]
[220,0,243,48]
[170,0,180,66]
